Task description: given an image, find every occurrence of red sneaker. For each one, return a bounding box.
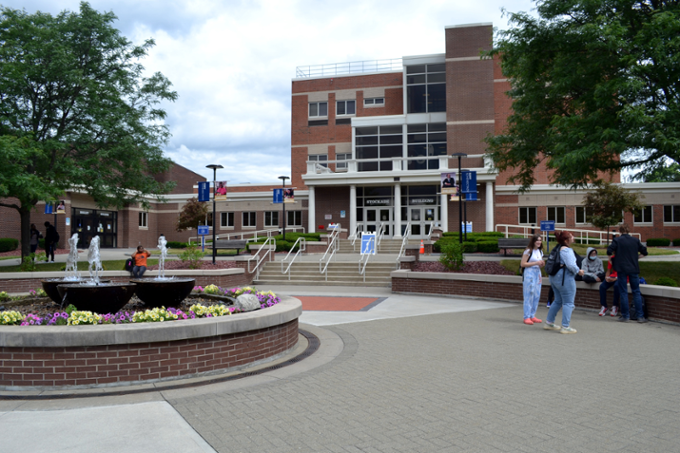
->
[530,317,542,323]
[523,318,534,325]
[610,306,619,317]
[598,307,608,316]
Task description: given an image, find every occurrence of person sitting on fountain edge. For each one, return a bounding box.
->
[132,245,151,279]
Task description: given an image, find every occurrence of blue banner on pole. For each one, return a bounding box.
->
[197,225,210,236]
[461,170,477,194]
[465,192,478,201]
[44,202,53,214]
[273,188,283,204]
[197,182,210,202]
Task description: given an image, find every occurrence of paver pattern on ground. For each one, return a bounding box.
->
[167,304,680,452]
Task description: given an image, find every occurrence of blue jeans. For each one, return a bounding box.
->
[547,269,576,327]
[133,265,147,279]
[599,280,620,308]
[523,268,542,319]
[616,272,643,319]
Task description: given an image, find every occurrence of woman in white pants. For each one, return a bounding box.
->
[521,235,545,325]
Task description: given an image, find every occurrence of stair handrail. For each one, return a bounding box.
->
[426,221,435,240]
[280,237,306,281]
[248,237,275,280]
[358,235,376,283]
[351,225,362,250]
[319,227,341,281]
[396,222,412,266]
[376,222,386,249]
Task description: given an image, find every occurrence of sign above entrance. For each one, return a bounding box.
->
[365,198,390,206]
[410,197,436,205]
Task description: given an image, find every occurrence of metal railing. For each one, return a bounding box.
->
[188,227,305,244]
[359,236,376,283]
[396,222,412,267]
[296,58,403,78]
[248,237,275,281]
[319,227,341,281]
[426,221,435,240]
[495,224,641,242]
[280,237,306,281]
[376,222,386,250]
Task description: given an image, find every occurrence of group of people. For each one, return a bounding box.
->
[521,224,648,334]
[29,222,59,262]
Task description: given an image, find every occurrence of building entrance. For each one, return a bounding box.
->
[407,206,436,238]
[359,207,392,236]
[71,208,118,248]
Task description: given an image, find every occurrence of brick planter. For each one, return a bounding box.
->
[0,297,302,389]
[392,271,680,325]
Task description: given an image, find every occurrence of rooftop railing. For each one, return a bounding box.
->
[296,58,403,78]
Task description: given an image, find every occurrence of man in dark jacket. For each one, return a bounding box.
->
[44,221,58,263]
[607,224,648,323]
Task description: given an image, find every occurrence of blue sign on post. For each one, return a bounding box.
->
[197,182,210,202]
[197,225,210,236]
[461,170,477,194]
[540,220,555,232]
[273,188,283,204]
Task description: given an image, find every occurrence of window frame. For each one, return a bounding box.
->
[220,212,234,228]
[138,211,148,229]
[364,97,385,107]
[518,207,537,225]
[264,211,279,227]
[308,101,328,118]
[664,205,680,223]
[242,211,257,228]
[287,210,302,226]
[336,100,356,116]
[309,154,328,168]
[335,153,351,171]
[575,206,594,224]
[547,206,566,225]
[634,205,653,224]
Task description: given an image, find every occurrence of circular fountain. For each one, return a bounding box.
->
[130,236,195,308]
[55,236,136,313]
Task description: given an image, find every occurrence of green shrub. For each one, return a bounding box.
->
[673,238,680,246]
[442,231,503,239]
[653,277,678,287]
[252,232,321,252]
[166,241,187,249]
[0,238,19,252]
[439,242,464,271]
[477,241,500,253]
[179,243,205,269]
[646,238,671,247]
[461,241,477,253]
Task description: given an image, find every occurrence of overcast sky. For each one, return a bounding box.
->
[5,0,536,185]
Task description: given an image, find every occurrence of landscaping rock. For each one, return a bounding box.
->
[236,294,260,312]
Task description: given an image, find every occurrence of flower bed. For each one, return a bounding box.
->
[0,286,281,326]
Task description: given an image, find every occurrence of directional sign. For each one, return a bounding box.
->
[540,220,555,232]
[361,232,376,255]
[197,182,210,202]
[273,188,283,204]
[461,170,477,194]
[197,225,210,236]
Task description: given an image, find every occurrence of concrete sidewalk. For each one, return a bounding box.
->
[2,286,680,452]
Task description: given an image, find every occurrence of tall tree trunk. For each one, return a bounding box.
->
[19,206,32,261]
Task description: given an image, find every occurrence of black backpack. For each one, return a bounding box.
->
[545,245,564,276]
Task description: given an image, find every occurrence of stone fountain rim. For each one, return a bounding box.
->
[0,296,302,348]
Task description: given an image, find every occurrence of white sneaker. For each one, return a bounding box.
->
[598,307,608,316]
[560,326,577,334]
[610,306,618,317]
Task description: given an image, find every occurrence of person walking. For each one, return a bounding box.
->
[132,245,151,279]
[607,224,648,323]
[544,231,584,334]
[29,224,42,256]
[43,221,58,262]
[521,234,545,325]
[598,254,620,317]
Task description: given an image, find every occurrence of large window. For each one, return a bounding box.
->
[547,207,566,224]
[664,205,680,223]
[336,100,355,116]
[364,97,384,106]
[309,102,328,118]
[336,153,350,171]
[634,206,653,223]
[287,211,302,226]
[242,212,256,227]
[406,64,446,114]
[220,212,234,228]
[309,154,328,168]
[406,123,446,170]
[355,125,402,172]
[264,211,279,227]
[575,206,593,224]
[519,207,537,225]
[138,212,148,228]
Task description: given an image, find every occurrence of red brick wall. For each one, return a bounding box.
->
[0,319,297,387]
[313,186,350,229]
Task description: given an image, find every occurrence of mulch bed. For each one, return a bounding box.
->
[413,261,515,275]
[146,260,237,271]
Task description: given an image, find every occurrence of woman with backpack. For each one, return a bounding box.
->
[521,234,545,325]
[544,231,584,334]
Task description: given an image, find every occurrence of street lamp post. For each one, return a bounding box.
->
[450,153,467,244]
[206,164,223,265]
[278,176,289,241]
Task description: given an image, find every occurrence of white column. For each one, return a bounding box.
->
[349,184,357,238]
[486,181,494,232]
[393,183,402,238]
[308,185,316,233]
[440,193,448,232]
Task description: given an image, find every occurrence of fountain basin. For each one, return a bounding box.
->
[130,278,196,308]
[57,282,136,314]
[42,279,112,304]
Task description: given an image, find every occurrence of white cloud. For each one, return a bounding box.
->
[5,0,535,184]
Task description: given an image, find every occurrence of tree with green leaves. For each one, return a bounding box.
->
[639,161,680,182]
[486,0,680,191]
[582,182,643,242]
[0,2,177,259]
[176,198,209,232]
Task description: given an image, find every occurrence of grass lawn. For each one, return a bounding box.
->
[500,259,680,286]
[0,259,159,273]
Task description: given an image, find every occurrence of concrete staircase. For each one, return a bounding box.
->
[253,260,397,287]
[337,237,421,254]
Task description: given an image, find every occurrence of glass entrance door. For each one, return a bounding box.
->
[408,207,436,238]
[360,208,392,236]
